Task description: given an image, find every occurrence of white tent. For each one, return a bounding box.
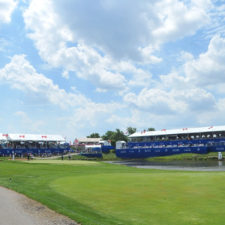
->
[0,133,8,141]
[7,133,66,142]
[129,125,225,137]
[85,144,101,149]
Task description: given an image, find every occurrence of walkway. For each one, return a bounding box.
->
[0,186,78,225]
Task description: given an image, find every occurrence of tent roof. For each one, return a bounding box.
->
[0,134,8,140]
[6,133,65,142]
[78,138,102,143]
[85,144,101,149]
[129,125,225,138]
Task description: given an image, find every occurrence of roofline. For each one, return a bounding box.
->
[129,125,225,138]
[0,133,65,141]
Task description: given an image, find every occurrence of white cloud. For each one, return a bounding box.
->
[0,54,89,108]
[22,0,211,92]
[0,55,127,138]
[124,88,187,114]
[12,0,225,135]
[124,85,217,117]
[205,1,225,37]
[177,88,216,112]
[0,0,17,24]
[23,0,127,91]
[185,35,225,86]
[160,71,188,90]
[62,70,69,79]
[54,0,210,60]
[122,34,222,127]
[158,35,225,95]
[67,102,122,129]
[106,109,150,131]
[152,0,210,44]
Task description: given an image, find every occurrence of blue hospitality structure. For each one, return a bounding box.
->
[80,142,113,158]
[0,133,70,156]
[99,140,114,153]
[80,144,103,158]
[75,138,114,157]
[116,126,225,159]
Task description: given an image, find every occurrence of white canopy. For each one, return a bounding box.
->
[85,144,101,149]
[6,133,65,142]
[78,138,102,143]
[129,125,225,138]
[0,133,8,141]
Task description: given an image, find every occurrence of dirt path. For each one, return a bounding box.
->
[0,186,78,225]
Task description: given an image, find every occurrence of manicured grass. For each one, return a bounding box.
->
[25,159,98,165]
[146,152,225,161]
[0,159,225,225]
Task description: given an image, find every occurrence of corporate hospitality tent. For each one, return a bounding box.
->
[6,134,66,142]
[129,125,225,138]
[0,134,8,141]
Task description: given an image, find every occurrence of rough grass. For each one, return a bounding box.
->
[69,152,119,161]
[0,160,225,225]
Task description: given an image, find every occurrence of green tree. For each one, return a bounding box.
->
[126,127,137,135]
[87,133,100,138]
[102,130,114,141]
[147,128,155,131]
[102,129,127,147]
[113,129,128,142]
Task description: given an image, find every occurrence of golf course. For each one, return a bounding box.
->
[0,159,225,225]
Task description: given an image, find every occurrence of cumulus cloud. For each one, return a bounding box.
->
[122,34,222,126]
[23,0,128,91]
[0,54,89,108]
[124,86,217,116]
[160,35,225,91]
[177,88,216,112]
[152,0,210,43]
[53,0,153,61]
[0,0,17,24]
[67,102,122,130]
[184,35,225,86]
[16,0,225,133]
[22,0,211,92]
[54,0,209,59]
[124,88,187,114]
[0,55,126,137]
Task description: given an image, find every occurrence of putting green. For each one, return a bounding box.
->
[51,172,225,225]
[25,160,98,165]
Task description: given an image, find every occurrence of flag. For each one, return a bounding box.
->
[74,138,79,145]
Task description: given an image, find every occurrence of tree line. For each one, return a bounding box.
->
[87,127,155,147]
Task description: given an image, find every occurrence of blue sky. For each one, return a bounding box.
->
[0,0,225,141]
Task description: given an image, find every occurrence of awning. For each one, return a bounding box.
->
[0,134,8,141]
[7,133,66,142]
[130,125,225,138]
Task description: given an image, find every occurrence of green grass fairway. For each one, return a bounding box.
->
[25,159,98,165]
[0,160,225,225]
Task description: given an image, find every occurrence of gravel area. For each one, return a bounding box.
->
[0,186,79,225]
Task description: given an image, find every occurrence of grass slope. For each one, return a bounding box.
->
[0,159,225,225]
[146,152,225,161]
